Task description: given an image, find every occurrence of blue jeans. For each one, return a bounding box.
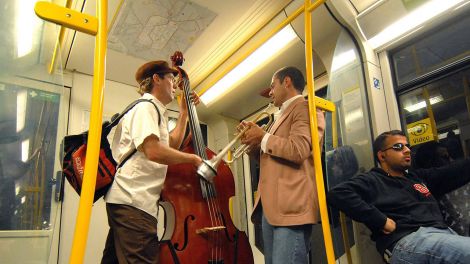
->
[391,226,470,264]
[261,213,313,264]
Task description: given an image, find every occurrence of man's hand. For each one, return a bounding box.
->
[239,121,266,147]
[191,154,203,167]
[179,91,200,116]
[382,218,396,234]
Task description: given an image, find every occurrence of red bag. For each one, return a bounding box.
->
[62,99,159,202]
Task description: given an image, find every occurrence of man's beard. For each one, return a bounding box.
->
[391,161,411,172]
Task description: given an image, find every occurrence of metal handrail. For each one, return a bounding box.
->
[35,1,108,263]
[304,1,335,263]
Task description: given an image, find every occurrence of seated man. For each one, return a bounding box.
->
[327,130,470,264]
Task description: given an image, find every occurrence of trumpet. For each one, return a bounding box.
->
[229,112,274,162]
[197,104,274,181]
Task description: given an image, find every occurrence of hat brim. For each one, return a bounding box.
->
[168,68,179,76]
[157,68,179,77]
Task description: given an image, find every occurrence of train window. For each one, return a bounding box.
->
[398,67,470,236]
[390,13,470,89]
[0,81,66,232]
[399,68,470,157]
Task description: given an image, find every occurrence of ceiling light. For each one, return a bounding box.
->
[200,25,297,105]
[17,90,27,132]
[438,129,460,140]
[368,0,465,49]
[331,49,356,72]
[22,139,30,162]
[404,95,443,113]
[344,109,363,126]
[16,0,37,58]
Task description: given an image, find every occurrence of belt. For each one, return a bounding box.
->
[383,248,393,264]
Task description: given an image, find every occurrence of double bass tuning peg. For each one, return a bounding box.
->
[170,51,184,67]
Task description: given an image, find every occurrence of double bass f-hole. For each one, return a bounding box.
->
[174,215,196,251]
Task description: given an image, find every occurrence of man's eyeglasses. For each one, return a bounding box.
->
[381,143,411,152]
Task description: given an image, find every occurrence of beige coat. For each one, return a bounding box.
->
[251,97,325,226]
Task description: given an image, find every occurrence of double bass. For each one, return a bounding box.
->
[159,51,254,264]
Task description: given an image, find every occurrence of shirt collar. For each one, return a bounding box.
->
[279,94,303,116]
[142,93,167,113]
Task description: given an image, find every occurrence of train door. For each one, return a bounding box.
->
[322,28,382,264]
[0,3,70,262]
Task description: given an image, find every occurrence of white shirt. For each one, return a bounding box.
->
[105,93,169,219]
[260,95,304,152]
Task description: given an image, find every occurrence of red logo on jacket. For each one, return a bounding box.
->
[413,183,431,197]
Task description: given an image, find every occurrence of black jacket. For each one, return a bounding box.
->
[327,159,470,255]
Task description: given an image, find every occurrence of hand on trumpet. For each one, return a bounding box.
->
[238,121,266,149]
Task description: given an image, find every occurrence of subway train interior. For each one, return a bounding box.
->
[1,0,469,263]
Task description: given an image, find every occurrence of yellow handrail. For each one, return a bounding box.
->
[316,86,353,264]
[69,0,108,263]
[48,0,73,74]
[191,2,292,88]
[35,2,98,35]
[197,5,305,96]
[304,1,335,264]
[331,109,353,264]
[47,0,123,75]
[35,0,108,262]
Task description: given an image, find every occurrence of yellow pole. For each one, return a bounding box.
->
[69,0,107,263]
[339,212,353,263]
[422,88,437,139]
[331,110,353,263]
[48,0,73,74]
[198,6,305,96]
[332,112,338,149]
[192,2,294,88]
[304,1,335,263]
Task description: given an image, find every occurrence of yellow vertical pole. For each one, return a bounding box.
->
[48,0,73,74]
[304,1,335,263]
[422,88,437,140]
[332,112,338,149]
[69,0,107,263]
[339,213,353,263]
[332,111,353,263]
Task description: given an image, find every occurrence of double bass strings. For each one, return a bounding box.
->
[182,77,224,261]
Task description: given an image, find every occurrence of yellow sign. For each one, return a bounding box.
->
[407,118,435,146]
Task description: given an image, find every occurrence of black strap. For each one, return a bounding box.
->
[111,99,161,168]
[117,149,137,169]
[105,99,161,133]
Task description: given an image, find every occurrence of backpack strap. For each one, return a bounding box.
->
[117,149,137,169]
[107,99,161,130]
[108,99,161,168]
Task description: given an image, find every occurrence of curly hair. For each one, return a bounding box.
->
[136,73,165,95]
[137,77,153,95]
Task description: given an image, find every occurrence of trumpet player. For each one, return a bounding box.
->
[238,66,325,264]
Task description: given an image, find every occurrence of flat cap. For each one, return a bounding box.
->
[135,60,179,84]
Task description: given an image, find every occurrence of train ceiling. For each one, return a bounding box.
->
[107,0,217,62]
[58,0,381,120]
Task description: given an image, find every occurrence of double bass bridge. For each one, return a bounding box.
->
[195,225,226,235]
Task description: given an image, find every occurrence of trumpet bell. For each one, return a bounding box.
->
[209,104,274,166]
[230,121,273,162]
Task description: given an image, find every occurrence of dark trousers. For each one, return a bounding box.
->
[101,203,159,264]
